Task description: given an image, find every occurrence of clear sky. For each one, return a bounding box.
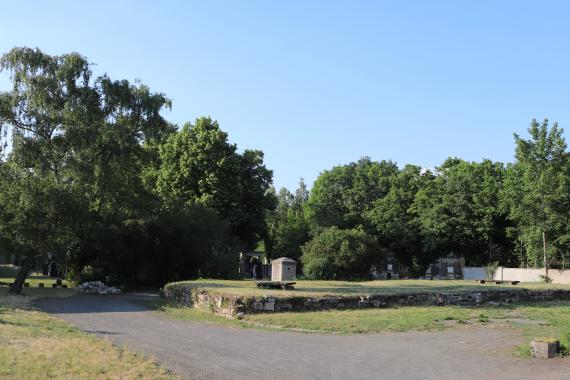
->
[1,1,569,190]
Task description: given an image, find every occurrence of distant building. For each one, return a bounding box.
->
[425,256,465,280]
[370,252,401,280]
[239,251,271,279]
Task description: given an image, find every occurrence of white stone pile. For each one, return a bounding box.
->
[76,281,121,295]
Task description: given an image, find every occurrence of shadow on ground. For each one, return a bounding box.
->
[35,293,159,314]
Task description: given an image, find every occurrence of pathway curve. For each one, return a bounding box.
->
[37,294,570,380]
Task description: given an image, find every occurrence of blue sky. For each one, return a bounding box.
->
[1,1,569,190]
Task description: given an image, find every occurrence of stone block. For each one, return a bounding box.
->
[263,300,275,311]
[277,302,292,311]
[531,339,559,358]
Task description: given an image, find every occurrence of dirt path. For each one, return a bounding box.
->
[37,294,570,380]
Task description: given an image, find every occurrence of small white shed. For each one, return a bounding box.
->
[271,257,297,282]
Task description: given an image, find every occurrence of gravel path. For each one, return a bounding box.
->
[37,294,570,380]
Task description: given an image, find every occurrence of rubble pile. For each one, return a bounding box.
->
[76,281,121,295]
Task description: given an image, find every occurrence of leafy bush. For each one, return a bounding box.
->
[539,274,553,283]
[301,227,382,280]
[484,261,500,280]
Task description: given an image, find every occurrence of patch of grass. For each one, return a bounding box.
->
[245,300,570,355]
[0,264,71,288]
[477,314,490,323]
[167,279,570,298]
[137,299,248,330]
[148,297,570,359]
[243,306,478,334]
[0,288,177,379]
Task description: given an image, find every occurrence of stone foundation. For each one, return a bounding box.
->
[162,284,570,319]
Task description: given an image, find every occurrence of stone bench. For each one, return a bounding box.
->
[255,281,296,290]
[477,279,519,285]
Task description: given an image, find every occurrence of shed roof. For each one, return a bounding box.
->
[271,257,296,264]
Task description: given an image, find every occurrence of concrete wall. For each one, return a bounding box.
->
[463,267,486,280]
[547,269,570,284]
[496,267,544,282]
[464,266,570,284]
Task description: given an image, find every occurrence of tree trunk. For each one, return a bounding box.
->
[488,230,492,260]
[542,230,548,277]
[9,258,32,294]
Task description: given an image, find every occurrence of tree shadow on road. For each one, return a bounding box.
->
[35,293,160,314]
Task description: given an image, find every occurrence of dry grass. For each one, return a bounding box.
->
[166,279,570,298]
[0,288,177,379]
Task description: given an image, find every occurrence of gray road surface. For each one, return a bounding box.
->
[37,294,570,380]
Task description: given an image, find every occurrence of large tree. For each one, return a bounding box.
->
[0,47,173,292]
[154,117,275,248]
[267,179,311,263]
[412,158,510,266]
[305,157,399,231]
[366,164,430,273]
[502,119,570,269]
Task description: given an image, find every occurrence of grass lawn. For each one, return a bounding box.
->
[166,278,570,297]
[0,287,177,379]
[151,298,570,357]
[158,277,570,357]
[0,265,70,287]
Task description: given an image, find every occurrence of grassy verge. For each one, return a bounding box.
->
[149,298,570,357]
[166,279,570,298]
[0,288,177,379]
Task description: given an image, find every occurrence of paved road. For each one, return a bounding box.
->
[37,294,570,380]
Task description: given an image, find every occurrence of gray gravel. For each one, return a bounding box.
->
[37,294,570,380]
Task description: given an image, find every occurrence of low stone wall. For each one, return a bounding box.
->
[162,283,570,319]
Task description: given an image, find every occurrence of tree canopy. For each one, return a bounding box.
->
[0,47,273,291]
[1,47,569,286]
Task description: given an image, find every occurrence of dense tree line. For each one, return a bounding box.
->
[1,48,569,287]
[268,121,570,279]
[0,48,274,292]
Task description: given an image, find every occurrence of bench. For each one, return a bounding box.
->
[477,279,520,285]
[255,281,296,290]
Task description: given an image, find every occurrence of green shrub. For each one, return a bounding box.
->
[484,261,500,280]
[539,274,553,283]
[301,227,382,280]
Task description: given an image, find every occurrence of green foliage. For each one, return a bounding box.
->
[366,164,428,271]
[539,274,553,284]
[301,227,383,280]
[484,261,500,280]
[154,117,274,248]
[1,46,570,287]
[305,157,398,230]
[266,179,311,263]
[0,47,173,283]
[412,158,511,266]
[0,48,262,288]
[502,119,570,268]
